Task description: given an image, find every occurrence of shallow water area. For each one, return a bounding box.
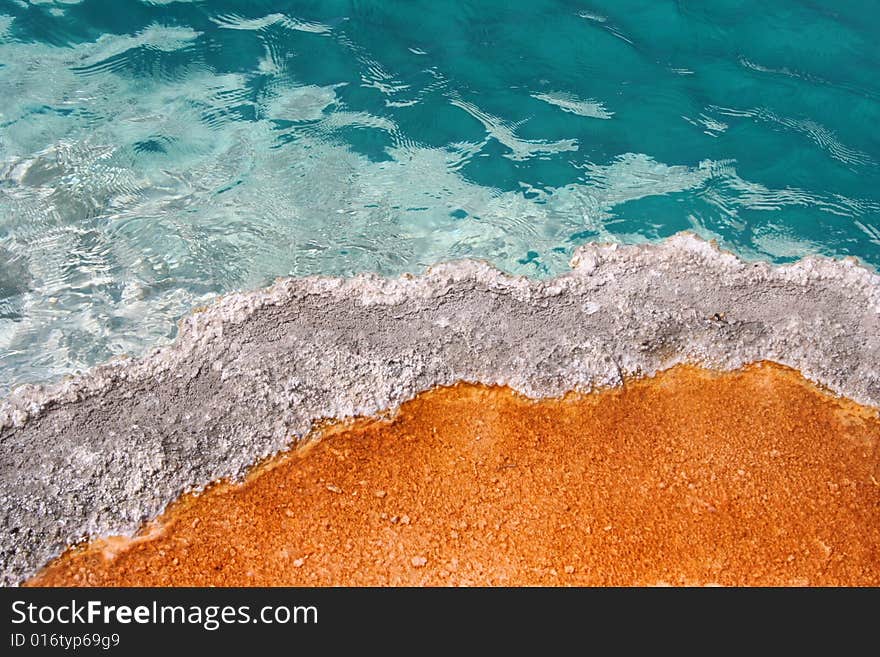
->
[1,0,879,390]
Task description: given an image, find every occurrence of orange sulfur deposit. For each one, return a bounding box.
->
[28,363,880,587]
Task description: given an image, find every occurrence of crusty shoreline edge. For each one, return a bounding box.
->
[2,232,879,585]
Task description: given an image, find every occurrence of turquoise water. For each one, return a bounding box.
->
[1,0,879,390]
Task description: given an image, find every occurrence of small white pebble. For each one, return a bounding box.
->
[411,556,427,568]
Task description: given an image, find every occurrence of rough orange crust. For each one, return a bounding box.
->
[29,363,880,586]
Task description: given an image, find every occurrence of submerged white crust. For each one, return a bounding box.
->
[1,232,879,585]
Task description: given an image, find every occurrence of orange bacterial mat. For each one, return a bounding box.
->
[28,363,880,586]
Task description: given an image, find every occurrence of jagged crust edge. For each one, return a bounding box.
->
[2,231,878,430]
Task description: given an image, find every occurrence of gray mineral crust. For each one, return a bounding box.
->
[1,233,879,585]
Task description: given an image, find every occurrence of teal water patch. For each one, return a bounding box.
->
[0,0,879,389]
